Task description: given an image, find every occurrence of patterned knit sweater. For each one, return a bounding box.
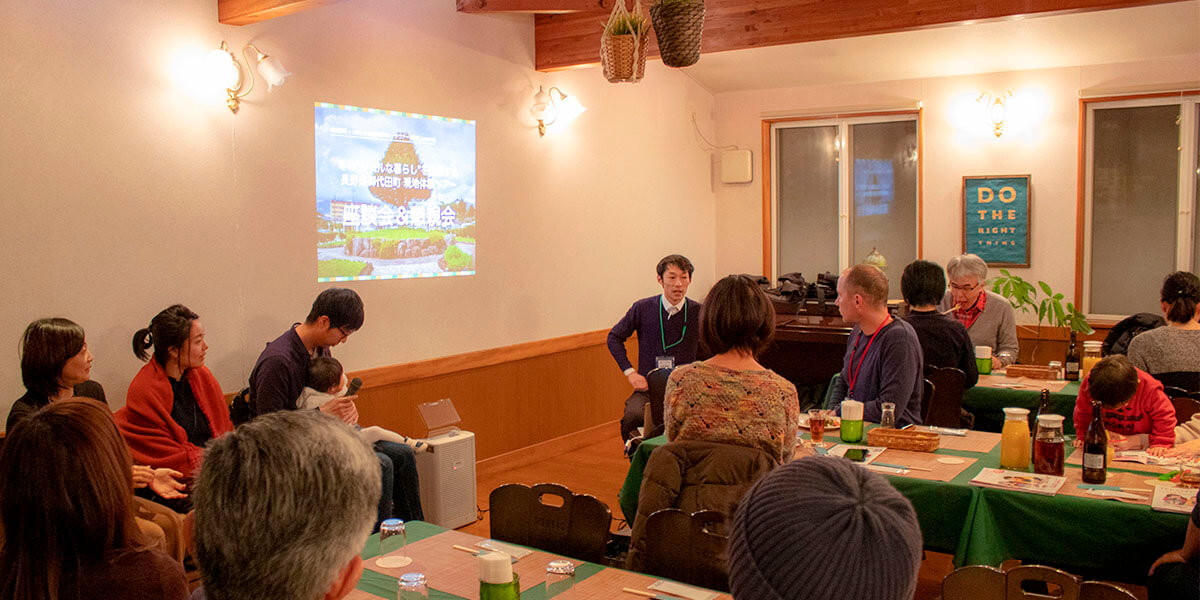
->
[665,361,799,464]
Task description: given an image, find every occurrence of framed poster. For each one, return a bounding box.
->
[962,175,1031,267]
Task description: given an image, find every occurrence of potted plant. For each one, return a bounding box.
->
[990,269,1093,359]
[649,0,705,68]
[601,4,649,83]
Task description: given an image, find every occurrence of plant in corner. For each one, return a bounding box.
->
[990,269,1093,359]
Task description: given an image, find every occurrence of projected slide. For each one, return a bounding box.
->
[315,102,476,282]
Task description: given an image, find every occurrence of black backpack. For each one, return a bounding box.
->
[1102,312,1166,356]
[230,387,254,426]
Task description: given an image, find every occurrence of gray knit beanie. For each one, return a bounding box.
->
[727,456,923,600]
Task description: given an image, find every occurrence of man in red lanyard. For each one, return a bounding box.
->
[828,265,925,427]
[607,255,702,444]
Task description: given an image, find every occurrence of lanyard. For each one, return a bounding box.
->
[659,299,688,351]
[845,317,891,398]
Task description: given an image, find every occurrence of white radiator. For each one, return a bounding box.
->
[414,430,477,529]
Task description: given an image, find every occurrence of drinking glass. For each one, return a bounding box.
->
[807,409,827,444]
[376,519,412,568]
[546,559,576,598]
[398,572,429,600]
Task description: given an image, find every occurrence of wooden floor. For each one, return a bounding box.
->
[455,420,959,600]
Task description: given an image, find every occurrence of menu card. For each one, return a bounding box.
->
[969,468,1065,496]
[1151,485,1199,514]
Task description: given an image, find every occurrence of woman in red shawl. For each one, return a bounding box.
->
[115,304,232,512]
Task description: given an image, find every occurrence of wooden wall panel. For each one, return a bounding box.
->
[354,335,637,461]
[1016,322,1115,366]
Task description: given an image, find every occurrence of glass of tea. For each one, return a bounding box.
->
[808,409,827,444]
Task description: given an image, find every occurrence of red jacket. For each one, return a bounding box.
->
[114,360,232,479]
[1073,368,1176,448]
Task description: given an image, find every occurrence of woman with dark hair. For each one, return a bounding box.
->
[114,304,233,512]
[1127,272,1200,393]
[665,275,799,463]
[0,399,188,600]
[8,318,104,430]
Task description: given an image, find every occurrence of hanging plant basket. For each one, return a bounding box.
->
[600,1,649,83]
[650,0,705,68]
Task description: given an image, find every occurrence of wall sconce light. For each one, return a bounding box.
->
[977,90,1013,137]
[211,41,291,114]
[530,86,586,137]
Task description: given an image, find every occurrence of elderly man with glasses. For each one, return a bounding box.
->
[938,254,1019,369]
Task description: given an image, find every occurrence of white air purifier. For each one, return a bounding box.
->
[414,399,477,529]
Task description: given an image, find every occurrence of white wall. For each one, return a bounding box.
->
[713,54,1200,320]
[0,0,718,417]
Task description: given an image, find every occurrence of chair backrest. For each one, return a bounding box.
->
[1169,396,1200,426]
[924,367,966,428]
[645,367,673,438]
[1005,565,1080,600]
[1077,581,1137,600]
[639,509,730,592]
[1152,370,1200,395]
[942,565,1006,600]
[488,483,611,563]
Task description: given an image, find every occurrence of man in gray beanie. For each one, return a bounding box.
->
[727,456,923,600]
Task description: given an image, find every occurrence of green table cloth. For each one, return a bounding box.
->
[964,381,1081,435]
[619,431,1188,584]
[355,520,606,599]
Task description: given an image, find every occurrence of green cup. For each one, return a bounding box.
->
[975,346,992,375]
[840,399,864,443]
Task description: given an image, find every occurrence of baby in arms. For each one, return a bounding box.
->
[300,356,427,451]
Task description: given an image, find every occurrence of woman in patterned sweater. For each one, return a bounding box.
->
[665,275,799,463]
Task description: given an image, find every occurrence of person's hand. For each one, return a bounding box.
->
[1072,438,1083,449]
[1147,446,1171,457]
[320,395,359,425]
[149,468,187,499]
[132,464,154,488]
[1149,550,1187,575]
[627,373,649,392]
[991,357,1003,370]
[1164,439,1200,458]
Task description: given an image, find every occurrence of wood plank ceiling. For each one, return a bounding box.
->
[219,0,1185,71]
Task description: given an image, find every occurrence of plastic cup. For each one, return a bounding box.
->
[975,346,993,375]
[841,400,864,443]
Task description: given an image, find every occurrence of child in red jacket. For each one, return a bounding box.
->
[1073,354,1176,454]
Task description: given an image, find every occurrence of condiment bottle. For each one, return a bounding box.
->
[1033,414,1065,476]
[1000,407,1031,470]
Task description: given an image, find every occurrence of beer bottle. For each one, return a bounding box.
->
[1033,388,1052,454]
[1064,332,1080,381]
[1081,400,1107,484]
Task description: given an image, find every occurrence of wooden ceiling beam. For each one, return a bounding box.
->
[218,0,346,26]
[456,0,613,13]
[532,0,1186,71]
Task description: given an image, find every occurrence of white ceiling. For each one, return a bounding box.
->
[679,1,1200,94]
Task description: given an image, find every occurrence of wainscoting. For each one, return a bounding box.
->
[351,330,638,461]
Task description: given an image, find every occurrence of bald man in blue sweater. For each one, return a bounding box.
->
[607,255,701,442]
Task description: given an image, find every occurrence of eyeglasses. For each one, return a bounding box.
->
[335,327,353,339]
[949,282,982,293]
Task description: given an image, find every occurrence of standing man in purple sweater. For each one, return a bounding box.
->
[607,255,701,443]
[829,265,924,427]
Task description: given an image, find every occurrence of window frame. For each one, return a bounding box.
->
[762,109,923,281]
[1078,92,1200,320]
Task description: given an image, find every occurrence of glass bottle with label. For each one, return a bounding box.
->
[1064,332,1080,382]
[1082,400,1108,484]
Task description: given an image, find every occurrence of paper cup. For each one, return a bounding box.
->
[974,346,992,359]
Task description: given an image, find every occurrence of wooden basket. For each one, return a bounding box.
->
[1004,364,1059,380]
[601,32,648,83]
[866,428,939,452]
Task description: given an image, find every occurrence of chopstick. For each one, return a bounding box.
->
[873,461,933,472]
[453,544,480,554]
[623,589,657,598]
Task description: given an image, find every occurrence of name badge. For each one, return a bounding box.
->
[656,356,676,370]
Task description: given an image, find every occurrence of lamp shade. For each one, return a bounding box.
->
[257,54,291,89]
[207,48,240,90]
[530,86,552,122]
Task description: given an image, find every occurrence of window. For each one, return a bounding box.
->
[1082,95,1200,318]
[769,113,920,284]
